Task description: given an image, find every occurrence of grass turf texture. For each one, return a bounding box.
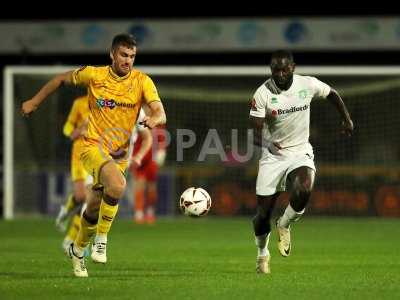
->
[0,217,399,299]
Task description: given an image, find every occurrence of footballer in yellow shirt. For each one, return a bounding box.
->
[71,63,160,185]
[21,33,166,277]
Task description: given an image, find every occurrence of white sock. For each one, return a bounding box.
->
[255,233,270,257]
[279,204,305,228]
[135,210,144,220]
[146,206,155,217]
[95,234,107,244]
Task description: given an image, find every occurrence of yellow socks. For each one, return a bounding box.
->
[97,196,119,236]
[75,212,97,250]
[65,213,81,242]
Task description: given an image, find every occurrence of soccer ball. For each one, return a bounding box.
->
[179,187,211,217]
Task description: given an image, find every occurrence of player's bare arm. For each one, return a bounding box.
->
[141,101,167,129]
[249,115,265,147]
[21,71,74,116]
[131,127,153,168]
[326,88,354,136]
[249,116,282,150]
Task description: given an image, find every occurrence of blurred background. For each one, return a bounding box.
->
[2,10,400,220]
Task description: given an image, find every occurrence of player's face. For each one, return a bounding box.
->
[270,58,295,89]
[111,45,136,76]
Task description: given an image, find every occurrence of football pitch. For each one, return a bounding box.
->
[0,217,399,299]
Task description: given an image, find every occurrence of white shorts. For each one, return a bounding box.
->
[256,144,316,196]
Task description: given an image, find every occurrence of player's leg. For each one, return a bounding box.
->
[145,181,157,224]
[56,147,87,231]
[253,194,279,274]
[62,212,81,254]
[68,186,102,277]
[253,154,288,274]
[62,179,86,249]
[55,195,79,232]
[91,160,126,263]
[144,161,158,224]
[133,176,146,224]
[56,188,86,233]
[277,166,315,257]
[287,166,315,212]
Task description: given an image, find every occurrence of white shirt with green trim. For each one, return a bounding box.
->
[250,74,331,156]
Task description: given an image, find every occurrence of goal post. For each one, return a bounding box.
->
[4,65,400,219]
[4,66,78,220]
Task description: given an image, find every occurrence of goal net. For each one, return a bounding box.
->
[3,66,400,219]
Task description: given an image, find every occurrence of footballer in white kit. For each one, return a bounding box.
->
[249,50,354,275]
[250,73,330,196]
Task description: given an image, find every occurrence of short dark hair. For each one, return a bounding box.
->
[271,50,294,63]
[111,34,137,51]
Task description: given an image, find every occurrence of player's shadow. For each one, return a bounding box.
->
[0,271,71,279]
[95,272,195,279]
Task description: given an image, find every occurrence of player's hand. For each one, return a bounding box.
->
[70,120,89,140]
[139,116,157,129]
[70,128,82,141]
[130,156,142,169]
[266,141,282,155]
[21,99,39,117]
[341,119,354,137]
[155,149,166,166]
[272,142,282,150]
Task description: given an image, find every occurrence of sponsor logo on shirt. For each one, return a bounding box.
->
[298,89,308,99]
[273,104,309,116]
[96,98,136,109]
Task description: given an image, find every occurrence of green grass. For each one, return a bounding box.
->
[0,217,399,299]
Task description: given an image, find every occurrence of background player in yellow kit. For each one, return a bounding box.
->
[56,94,90,252]
[21,33,166,277]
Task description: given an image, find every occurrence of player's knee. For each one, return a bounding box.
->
[256,195,276,218]
[294,183,312,200]
[106,180,126,199]
[303,182,313,195]
[256,204,272,219]
[295,185,312,203]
